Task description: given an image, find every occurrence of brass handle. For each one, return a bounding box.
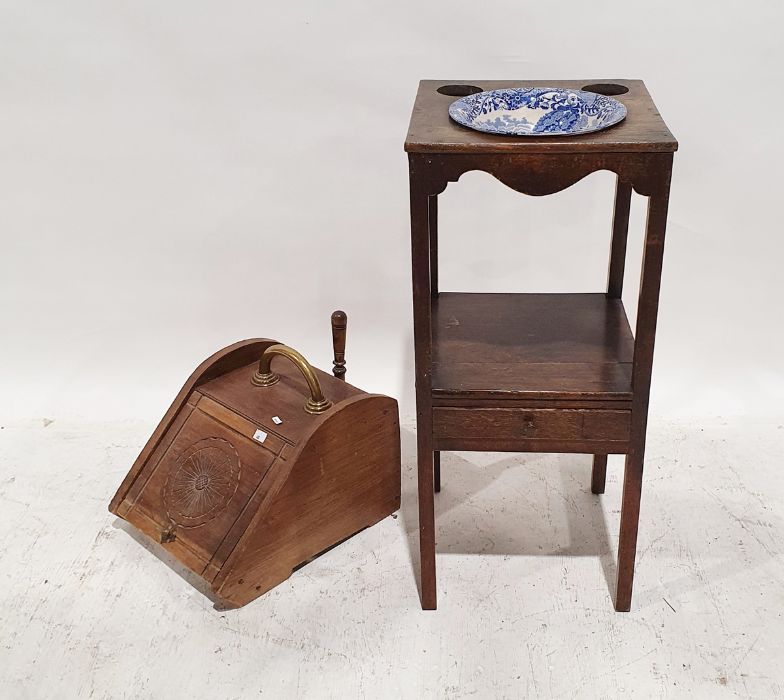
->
[251,344,332,415]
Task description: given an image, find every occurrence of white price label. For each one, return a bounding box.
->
[252,428,267,444]
[272,416,283,425]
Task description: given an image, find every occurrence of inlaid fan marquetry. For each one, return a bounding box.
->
[163,437,240,527]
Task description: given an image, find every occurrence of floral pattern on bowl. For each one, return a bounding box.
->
[448,87,627,137]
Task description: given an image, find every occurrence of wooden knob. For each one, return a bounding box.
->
[331,310,347,380]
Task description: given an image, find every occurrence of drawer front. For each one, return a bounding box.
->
[433,407,630,452]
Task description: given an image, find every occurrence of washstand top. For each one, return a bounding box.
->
[405,79,677,155]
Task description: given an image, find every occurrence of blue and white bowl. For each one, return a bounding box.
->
[448,87,627,137]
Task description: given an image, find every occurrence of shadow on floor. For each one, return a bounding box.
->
[396,426,617,606]
[110,519,237,610]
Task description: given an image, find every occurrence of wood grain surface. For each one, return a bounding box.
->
[405,79,677,154]
[431,292,634,404]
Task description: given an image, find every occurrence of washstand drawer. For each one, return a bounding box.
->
[432,407,631,451]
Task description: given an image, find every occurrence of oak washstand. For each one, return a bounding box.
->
[405,79,677,611]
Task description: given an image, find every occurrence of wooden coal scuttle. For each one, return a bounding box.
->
[109,312,400,607]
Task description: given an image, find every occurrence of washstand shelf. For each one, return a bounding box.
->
[405,79,677,611]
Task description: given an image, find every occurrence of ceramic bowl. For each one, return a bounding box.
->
[448,87,627,137]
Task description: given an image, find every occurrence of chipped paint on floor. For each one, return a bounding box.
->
[0,418,783,698]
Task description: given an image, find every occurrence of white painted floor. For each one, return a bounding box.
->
[1,417,783,699]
